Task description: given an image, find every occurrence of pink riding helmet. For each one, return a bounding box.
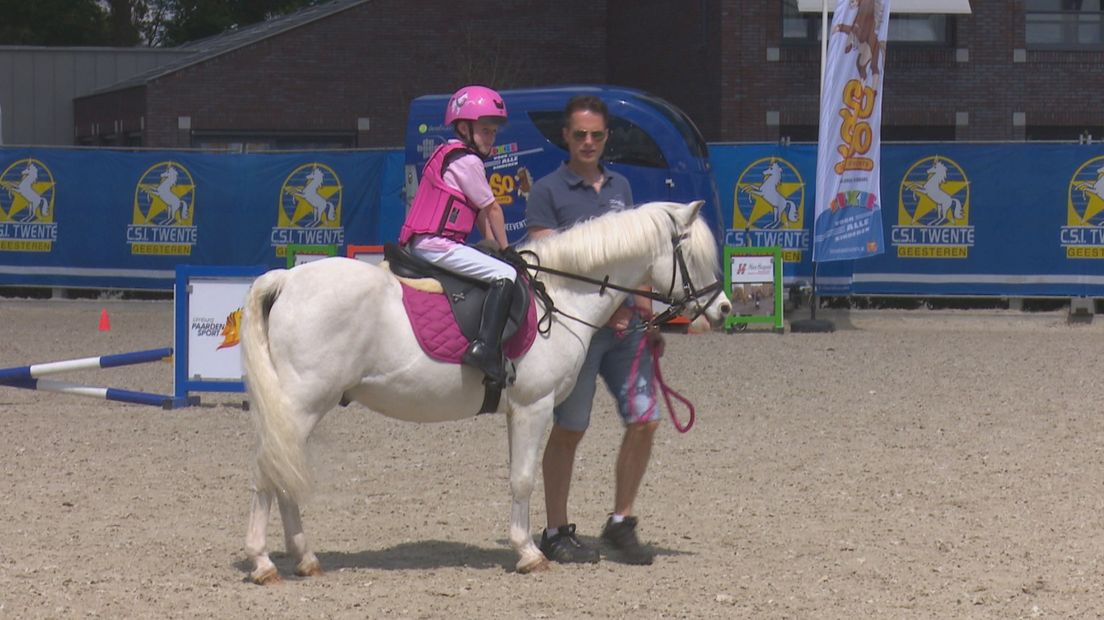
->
[444,85,508,126]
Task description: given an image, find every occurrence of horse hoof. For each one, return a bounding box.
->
[251,566,282,586]
[296,559,323,578]
[517,557,551,574]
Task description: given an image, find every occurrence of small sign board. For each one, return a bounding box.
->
[724,246,784,333]
[346,244,385,265]
[286,244,337,268]
[174,265,268,403]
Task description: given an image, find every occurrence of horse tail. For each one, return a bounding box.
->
[952,199,963,220]
[242,269,312,504]
[785,200,798,222]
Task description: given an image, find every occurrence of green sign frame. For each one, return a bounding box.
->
[723,245,784,334]
[286,244,338,268]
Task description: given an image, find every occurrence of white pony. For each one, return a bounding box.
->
[910,159,963,226]
[742,161,798,229]
[241,200,731,583]
[154,165,189,224]
[290,166,336,226]
[13,163,49,221]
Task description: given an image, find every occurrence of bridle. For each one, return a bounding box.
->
[509,225,724,334]
[648,230,725,329]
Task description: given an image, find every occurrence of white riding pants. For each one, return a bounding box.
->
[410,241,516,283]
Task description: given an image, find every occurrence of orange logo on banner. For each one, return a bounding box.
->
[835,79,876,174]
[217,308,242,350]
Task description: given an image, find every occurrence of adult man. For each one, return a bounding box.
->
[525,95,661,565]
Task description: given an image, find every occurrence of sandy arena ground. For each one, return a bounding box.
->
[1,298,1103,618]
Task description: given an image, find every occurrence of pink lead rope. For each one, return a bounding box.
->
[626,330,695,433]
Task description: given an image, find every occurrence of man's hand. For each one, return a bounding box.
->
[645,322,665,357]
[606,305,633,331]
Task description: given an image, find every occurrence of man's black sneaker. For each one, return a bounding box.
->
[600,516,655,565]
[538,524,600,564]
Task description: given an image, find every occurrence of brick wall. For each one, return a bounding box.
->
[705,0,1104,142]
[75,0,1104,147]
[606,0,722,140]
[74,86,146,145]
[141,0,608,148]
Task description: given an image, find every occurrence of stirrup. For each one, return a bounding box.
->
[464,342,506,384]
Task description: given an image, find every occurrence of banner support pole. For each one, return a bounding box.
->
[791,0,837,333]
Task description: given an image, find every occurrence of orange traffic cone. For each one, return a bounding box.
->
[98,308,111,332]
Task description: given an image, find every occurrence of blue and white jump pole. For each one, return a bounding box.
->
[0,347,181,408]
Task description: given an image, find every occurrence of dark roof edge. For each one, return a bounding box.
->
[0,45,194,54]
[87,0,371,96]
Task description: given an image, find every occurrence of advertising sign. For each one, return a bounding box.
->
[173,265,267,402]
[286,244,337,268]
[0,148,404,290]
[724,246,784,333]
[711,142,1104,297]
[812,0,890,262]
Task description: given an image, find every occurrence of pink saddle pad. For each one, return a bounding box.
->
[400,283,537,364]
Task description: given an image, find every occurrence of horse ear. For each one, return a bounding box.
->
[686,200,705,223]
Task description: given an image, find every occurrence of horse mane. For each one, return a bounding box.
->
[522,202,718,281]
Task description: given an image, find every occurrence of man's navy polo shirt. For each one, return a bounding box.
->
[525,163,634,230]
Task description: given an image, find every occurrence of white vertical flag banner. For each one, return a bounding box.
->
[813,0,890,262]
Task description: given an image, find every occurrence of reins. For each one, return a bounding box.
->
[624,321,696,432]
[505,233,723,335]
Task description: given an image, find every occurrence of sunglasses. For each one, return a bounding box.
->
[569,129,608,142]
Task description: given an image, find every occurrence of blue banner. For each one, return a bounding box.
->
[710,142,1104,297]
[6,143,1104,297]
[0,147,404,289]
[812,0,889,263]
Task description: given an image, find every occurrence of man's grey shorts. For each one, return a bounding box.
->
[553,318,659,432]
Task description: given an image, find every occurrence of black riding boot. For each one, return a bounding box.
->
[463,278,514,385]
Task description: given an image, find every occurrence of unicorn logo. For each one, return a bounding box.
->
[1068,158,1104,227]
[280,163,341,229]
[451,92,470,117]
[0,160,54,222]
[737,159,803,230]
[146,165,189,224]
[900,157,969,227]
[134,162,195,225]
[833,0,886,84]
[284,166,336,226]
[906,159,964,226]
[1061,156,1104,257]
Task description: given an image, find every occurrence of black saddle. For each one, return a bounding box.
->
[383,243,531,344]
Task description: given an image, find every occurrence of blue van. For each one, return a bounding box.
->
[404,85,722,245]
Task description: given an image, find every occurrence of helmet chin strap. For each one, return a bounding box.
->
[456,121,486,159]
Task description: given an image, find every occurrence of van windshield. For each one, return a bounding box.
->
[632,94,710,160]
[528,111,668,169]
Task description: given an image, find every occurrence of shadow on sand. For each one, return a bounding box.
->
[234,537,694,577]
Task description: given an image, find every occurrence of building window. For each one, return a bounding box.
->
[1026,125,1104,141]
[1026,0,1104,50]
[778,125,956,142]
[782,0,953,46]
[190,132,355,152]
[882,125,956,141]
